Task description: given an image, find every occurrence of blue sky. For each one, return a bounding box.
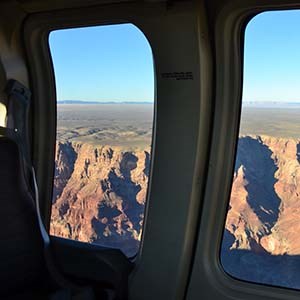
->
[50,11,300,103]
[243,10,300,102]
[49,24,154,102]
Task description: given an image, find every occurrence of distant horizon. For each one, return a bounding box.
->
[243,101,300,104]
[57,100,300,105]
[57,100,154,104]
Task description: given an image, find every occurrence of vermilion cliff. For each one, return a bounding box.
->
[224,135,300,255]
[222,135,300,289]
[51,135,300,288]
[50,142,150,257]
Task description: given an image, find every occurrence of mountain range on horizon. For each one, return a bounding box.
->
[57,100,154,104]
[243,101,300,105]
[57,100,300,106]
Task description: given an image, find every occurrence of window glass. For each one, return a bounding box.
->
[221,10,300,289]
[49,24,154,257]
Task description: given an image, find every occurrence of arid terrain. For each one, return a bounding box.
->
[240,104,300,138]
[51,103,300,288]
[222,105,300,289]
[50,103,153,257]
[57,103,153,148]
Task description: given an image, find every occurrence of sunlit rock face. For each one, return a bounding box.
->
[222,135,300,289]
[51,134,300,287]
[50,142,150,257]
[224,136,300,255]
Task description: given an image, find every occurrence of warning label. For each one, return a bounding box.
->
[161,72,194,80]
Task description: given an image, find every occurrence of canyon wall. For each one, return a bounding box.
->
[51,135,300,288]
[222,135,300,288]
[50,142,150,257]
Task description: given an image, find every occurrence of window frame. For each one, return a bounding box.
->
[186,1,300,300]
[23,2,160,257]
[23,2,211,300]
[22,1,300,299]
[48,22,156,259]
[24,14,150,233]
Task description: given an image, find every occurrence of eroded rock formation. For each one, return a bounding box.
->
[50,142,150,257]
[225,135,300,255]
[222,135,300,289]
[51,134,300,287]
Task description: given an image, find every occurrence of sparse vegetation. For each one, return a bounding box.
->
[57,104,154,149]
[240,107,300,138]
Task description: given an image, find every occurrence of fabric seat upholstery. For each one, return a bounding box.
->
[0,137,50,298]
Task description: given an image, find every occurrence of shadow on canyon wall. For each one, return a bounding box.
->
[221,229,300,290]
[235,136,281,229]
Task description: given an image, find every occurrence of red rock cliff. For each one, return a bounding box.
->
[50,142,150,257]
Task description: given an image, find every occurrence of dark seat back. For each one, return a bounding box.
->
[0,137,47,297]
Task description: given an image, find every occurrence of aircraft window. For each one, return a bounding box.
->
[221,10,300,289]
[49,24,154,257]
